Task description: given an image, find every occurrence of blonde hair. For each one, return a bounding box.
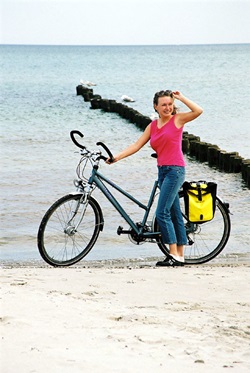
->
[153,90,178,114]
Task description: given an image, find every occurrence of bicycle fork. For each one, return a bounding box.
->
[65,187,93,235]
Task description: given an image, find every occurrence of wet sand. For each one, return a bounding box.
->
[1,259,250,372]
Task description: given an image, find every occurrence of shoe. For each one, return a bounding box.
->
[156,256,185,267]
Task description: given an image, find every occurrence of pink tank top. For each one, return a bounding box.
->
[150,115,185,167]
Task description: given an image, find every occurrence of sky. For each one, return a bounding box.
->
[1,0,250,45]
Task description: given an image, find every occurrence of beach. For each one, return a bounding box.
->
[1,260,250,372]
[1,43,250,372]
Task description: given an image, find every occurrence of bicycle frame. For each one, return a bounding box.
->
[88,166,161,239]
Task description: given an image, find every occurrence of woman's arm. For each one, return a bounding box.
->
[173,91,203,127]
[107,123,151,163]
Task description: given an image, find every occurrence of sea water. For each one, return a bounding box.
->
[1,44,250,262]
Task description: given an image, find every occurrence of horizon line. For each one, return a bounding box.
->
[1,42,249,47]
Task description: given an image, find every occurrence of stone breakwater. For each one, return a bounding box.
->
[76,85,250,188]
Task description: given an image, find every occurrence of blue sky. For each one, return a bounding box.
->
[1,0,249,45]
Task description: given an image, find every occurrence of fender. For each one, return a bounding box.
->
[216,195,230,214]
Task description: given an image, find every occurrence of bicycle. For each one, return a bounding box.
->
[37,130,231,267]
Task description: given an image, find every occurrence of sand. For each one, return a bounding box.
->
[1,260,250,373]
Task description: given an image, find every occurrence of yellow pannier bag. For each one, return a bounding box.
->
[182,181,217,224]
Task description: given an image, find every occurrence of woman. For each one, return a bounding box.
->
[107,90,203,266]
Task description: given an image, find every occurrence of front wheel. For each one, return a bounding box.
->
[37,194,103,266]
[154,193,231,264]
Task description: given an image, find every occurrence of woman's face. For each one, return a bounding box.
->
[154,96,174,117]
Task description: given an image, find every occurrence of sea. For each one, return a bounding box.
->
[1,44,250,264]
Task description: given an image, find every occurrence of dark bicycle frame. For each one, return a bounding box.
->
[87,165,161,239]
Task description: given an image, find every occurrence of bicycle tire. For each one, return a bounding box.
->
[154,193,231,264]
[37,194,103,266]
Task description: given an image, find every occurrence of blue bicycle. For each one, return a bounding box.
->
[37,130,231,267]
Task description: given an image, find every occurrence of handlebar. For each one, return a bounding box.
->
[70,130,86,150]
[70,130,114,162]
[96,142,114,162]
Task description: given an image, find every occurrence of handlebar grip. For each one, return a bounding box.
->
[96,155,108,162]
[96,141,114,162]
[70,130,86,150]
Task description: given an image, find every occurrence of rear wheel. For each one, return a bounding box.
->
[154,193,231,264]
[37,194,103,266]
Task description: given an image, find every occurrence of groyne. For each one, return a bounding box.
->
[76,85,250,188]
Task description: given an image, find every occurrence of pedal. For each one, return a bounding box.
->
[117,226,123,235]
[188,237,194,245]
[117,226,131,235]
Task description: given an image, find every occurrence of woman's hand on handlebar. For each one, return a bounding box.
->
[106,157,116,165]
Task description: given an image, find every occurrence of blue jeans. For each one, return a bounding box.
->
[156,166,187,245]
